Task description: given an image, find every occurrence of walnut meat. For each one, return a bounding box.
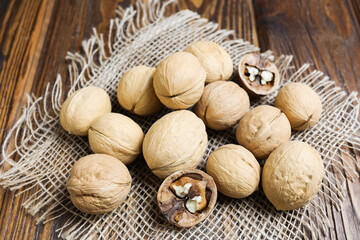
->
[117,66,162,116]
[143,110,208,179]
[262,141,324,210]
[184,41,233,83]
[60,86,111,136]
[236,105,291,159]
[153,52,206,109]
[195,81,250,130]
[88,113,143,165]
[275,82,322,130]
[206,144,260,198]
[238,53,280,97]
[66,154,132,214]
[157,169,217,227]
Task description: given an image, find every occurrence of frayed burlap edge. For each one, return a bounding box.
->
[1,0,359,239]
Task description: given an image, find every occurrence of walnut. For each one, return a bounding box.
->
[143,110,207,179]
[157,169,217,227]
[66,154,132,214]
[206,144,260,198]
[88,113,144,165]
[238,53,279,97]
[195,81,249,130]
[262,141,324,210]
[184,41,233,83]
[236,105,291,159]
[275,82,322,130]
[117,66,162,116]
[153,52,206,109]
[60,86,111,136]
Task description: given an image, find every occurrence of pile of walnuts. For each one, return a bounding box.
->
[60,41,324,227]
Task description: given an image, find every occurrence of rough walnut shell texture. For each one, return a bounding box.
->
[153,52,206,109]
[60,86,111,136]
[66,154,132,214]
[236,105,291,159]
[195,81,250,130]
[143,110,208,179]
[88,113,144,165]
[184,41,233,83]
[238,53,279,97]
[206,144,260,198]
[275,82,322,130]
[157,169,217,227]
[117,65,162,116]
[262,141,324,210]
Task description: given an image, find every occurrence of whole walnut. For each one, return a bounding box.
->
[153,52,206,109]
[262,141,324,210]
[195,81,249,130]
[206,144,260,198]
[143,110,208,179]
[275,82,322,130]
[117,66,162,116]
[88,113,143,165]
[184,41,233,83]
[66,154,132,214]
[236,105,291,159]
[60,86,111,136]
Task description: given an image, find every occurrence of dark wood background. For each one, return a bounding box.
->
[0,0,359,239]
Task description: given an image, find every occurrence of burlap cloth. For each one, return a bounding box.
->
[1,1,359,239]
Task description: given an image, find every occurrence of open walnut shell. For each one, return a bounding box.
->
[238,53,280,97]
[157,169,217,228]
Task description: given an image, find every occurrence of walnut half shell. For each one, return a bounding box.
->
[238,53,280,97]
[157,169,217,228]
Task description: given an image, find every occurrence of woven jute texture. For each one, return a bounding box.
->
[1,1,359,239]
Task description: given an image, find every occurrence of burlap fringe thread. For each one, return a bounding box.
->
[1,1,359,239]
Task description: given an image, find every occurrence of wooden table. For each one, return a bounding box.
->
[0,0,359,239]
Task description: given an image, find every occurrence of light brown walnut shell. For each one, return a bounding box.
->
[206,144,260,198]
[195,81,250,130]
[88,113,144,165]
[66,154,132,214]
[262,141,324,210]
[153,52,206,109]
[184,41,233,84]
[143,110,208,179]
[236,105,291,159]
[60,86,111,136]
[117,66,162,116]
[275,82,322,130]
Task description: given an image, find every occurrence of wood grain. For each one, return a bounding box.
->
[0,0,122,239]
[254,0,360,93]
[254,0,360,239]
[0,0,358,239]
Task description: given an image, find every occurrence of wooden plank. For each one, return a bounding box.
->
[253,0,360,240]
[175,0,259,44]
[253,0,360,93]
[0,0,121,239]
[0,0,258,239]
